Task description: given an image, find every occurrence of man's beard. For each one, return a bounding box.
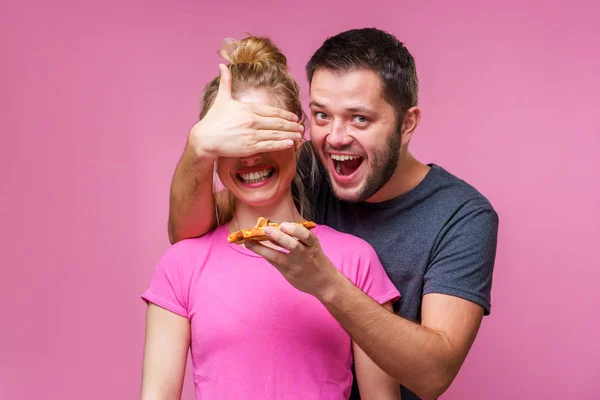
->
[317,132,401,203]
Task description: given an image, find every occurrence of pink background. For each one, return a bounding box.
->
[1,0,599,399]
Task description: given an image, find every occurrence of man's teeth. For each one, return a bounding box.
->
[331,154,361,161]
[239,169,272,183]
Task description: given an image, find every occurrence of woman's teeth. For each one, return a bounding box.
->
[238,168,274,184]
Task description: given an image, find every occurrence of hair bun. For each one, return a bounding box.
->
[219,35,287,69]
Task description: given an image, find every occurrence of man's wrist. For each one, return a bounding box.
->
[315,265,349,306]
[181,140,215,173]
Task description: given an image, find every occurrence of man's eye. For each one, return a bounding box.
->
[353,115,368,123]
[316,112,328,120]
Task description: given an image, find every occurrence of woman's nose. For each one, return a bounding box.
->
[240,154,262,166]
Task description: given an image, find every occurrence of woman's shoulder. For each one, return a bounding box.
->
[161,227,223,265]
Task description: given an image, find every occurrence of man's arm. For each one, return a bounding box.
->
[247,227,480,399]
[353,301,402,400]
[247,204,498,399]
[167,64,304,243]
[322,276,482,400]
[168,147,217,244]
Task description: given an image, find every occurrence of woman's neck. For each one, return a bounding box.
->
[228,192,302,232]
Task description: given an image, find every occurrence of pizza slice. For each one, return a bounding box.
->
[227,217,316,244]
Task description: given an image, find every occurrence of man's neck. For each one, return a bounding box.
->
[228,192,302,232]
[366,150,430,203]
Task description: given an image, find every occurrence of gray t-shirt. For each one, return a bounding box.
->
[301,149,499,400]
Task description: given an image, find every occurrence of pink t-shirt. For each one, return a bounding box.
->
[142,224,399,400]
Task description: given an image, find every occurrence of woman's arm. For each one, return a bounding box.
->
[141,303,191,400]
[353,301,400,400]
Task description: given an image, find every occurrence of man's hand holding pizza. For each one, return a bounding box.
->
[243,221,344,299]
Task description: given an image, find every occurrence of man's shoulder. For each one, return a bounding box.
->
[428,164,497,214]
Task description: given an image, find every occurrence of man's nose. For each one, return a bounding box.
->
[326,120,353,148]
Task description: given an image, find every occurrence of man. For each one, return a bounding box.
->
[167,28,499,400]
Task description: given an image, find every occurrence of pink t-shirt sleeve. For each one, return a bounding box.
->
[351,240,400,305]
[141,244,191,318]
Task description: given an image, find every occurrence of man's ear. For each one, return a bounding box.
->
[400,106,421,146]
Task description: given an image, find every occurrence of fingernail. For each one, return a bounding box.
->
[264,227,274,235]
[298,125,305,132]
[246,241,254,248]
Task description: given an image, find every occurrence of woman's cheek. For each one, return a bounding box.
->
[215,159,236,191]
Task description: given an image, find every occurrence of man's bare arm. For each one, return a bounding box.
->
[167,64,303,243]
[252,229,483,399]
[249,222,491,400]
[320,278,483,400]
[168,147,217,244]
[353,301,401,400]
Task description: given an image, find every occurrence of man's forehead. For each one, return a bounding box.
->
[310,68,384,107]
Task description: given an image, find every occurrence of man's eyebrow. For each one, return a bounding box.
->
[346,106,376,115]
[309,102,376,115]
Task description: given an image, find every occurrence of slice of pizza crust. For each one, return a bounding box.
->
[227,217,316,244]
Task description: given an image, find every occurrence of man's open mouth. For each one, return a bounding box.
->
[331,154,363,176]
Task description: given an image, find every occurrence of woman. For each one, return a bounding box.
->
[141,35,401,399]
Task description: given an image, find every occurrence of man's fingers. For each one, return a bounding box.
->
[251,103,299,122]
[264,227,301,252]
[251,139,295,153]
[253,129,302,142]
[253,115,304,133]
[246,241,287,265]
[280,223,317,247]
[215,64,232,101]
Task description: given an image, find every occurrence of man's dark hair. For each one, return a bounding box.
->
[306,28,419,117]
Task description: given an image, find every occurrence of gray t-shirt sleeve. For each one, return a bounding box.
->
[423,204,499,315]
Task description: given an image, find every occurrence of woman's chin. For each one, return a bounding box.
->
[235,188,288,210]
[241,196,279,209]
[235,190,272,206]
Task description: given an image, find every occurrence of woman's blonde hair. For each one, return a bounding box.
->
[198,35,317,226]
